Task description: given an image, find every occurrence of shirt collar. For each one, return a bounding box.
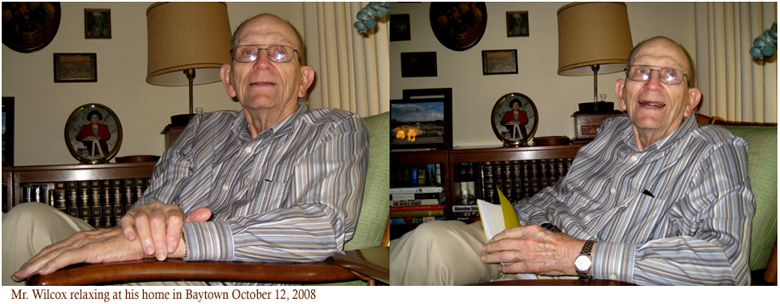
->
[620,114,698,152]
[232,98,308,141]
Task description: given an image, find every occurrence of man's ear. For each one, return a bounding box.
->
[220,64,236,98]
[615,79,627,111]
[683,87,702,118]
[297,65,315,98]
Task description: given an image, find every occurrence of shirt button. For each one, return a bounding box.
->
[631,155,638,162]
[244,147,252,153]
[609,274,618,280]
[610,188,616,194]
[222,185,229,191]
[584,215,592,221]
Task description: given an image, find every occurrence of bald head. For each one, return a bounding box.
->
[628,36,695,86]
[231,14,306,65]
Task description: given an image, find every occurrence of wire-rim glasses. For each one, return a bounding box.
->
[625,65,689,85]
[231,45,300,64]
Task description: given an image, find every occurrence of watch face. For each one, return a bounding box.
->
[575,255,592,271]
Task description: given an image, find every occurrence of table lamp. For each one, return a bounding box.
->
[146,2,232,124]
[557,2,633,112]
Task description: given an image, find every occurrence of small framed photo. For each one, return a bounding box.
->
[84,9,111,39]
[491,92,538,147]
[482,49,518,75]
[401,52,437,77]
[64,104,122,164]
[506,11,529,37]
[54,53,97,83]
[390,14,411,41]
[390,88,453,150]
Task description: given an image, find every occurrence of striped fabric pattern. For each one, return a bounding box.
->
[132,99,368,263]
[514,115,754,285]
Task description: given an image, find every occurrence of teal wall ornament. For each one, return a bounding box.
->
[353,2,390,33]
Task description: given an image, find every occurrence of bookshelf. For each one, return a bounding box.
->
[2,162,156,226]
[390,144,584,239]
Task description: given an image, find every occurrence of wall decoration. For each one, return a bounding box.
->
[390,14,411,41]
[491,92,538,147]
[1,2,61,53]
[84,9,111,39]
[506,11,529,37]
[2,97,14,165]
[64,104,122,164]
[390,88,453,150]
[429,2,487,51]
[482,49,518,75]
[401,52,437,77]
[54,53,97,83]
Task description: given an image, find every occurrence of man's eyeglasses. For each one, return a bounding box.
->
[231,45,300,64]
[625,65,689,85]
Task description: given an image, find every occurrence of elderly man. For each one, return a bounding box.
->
[390,36,754,286]
[5,13,368,285]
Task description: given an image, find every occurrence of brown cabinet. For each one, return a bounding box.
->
[571,111,623,143]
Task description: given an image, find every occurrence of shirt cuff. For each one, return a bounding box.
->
[182,221,234,261]
[591,241,636,283]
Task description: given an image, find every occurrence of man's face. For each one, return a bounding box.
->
[220,15,314,114]
[616,38,701,140]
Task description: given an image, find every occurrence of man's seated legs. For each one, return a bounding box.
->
[2,203,94,286]
[390,220,501,285]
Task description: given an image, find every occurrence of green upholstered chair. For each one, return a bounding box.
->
[27,112,390,286]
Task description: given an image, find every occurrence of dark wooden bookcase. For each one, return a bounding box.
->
[3,162,156,212]
[390,144,585,239]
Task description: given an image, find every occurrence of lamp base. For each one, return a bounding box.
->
[171,114,196,125]
[578,102,614,112]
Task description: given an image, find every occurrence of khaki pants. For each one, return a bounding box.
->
[2,203,209,286]
[389,220,506,285]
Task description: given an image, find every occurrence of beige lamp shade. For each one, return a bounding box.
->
[146,2,232,86]
[557,2,633,76]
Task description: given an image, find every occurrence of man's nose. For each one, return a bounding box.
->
[643,70,663,88]
[252,50,272,69]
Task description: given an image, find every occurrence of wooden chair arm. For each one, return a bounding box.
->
[27,257,360,286]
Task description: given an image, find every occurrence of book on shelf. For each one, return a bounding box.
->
[390,208,445,218]
[388,186,444,194]
[389,204,444,212]
[391,163,443,188]
[390,191,445,201]
[390,198,444,206]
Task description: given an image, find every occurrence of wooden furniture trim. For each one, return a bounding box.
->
[28,257,361,286]
[9,162,156,208]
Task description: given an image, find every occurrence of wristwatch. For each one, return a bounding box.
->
[574,240,594,279]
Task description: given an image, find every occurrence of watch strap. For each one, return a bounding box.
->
[576,240,594,279]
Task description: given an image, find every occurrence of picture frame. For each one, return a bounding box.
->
[429,2,488,51]
[482,49,518,75]
[401,52,438,77]
[2,2,61,53]
[390,88,453,150]
[506,11,529,37]
[54,53,97,83]
[490,92,538,147]
[2,97,15,165]
[390,14,411,41]
[84,8,111,39]
[64,104,122,164]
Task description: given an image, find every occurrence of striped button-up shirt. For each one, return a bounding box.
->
[514,115,754,285]
[133,99,368,263]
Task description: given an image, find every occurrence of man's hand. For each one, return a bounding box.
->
[120,202,211,261]
[480,224,586,276]
[11,228,146,282]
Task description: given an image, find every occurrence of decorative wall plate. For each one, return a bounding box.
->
[2,2,61,53]
[429,2,487,51]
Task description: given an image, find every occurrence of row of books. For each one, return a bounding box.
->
[18,177,152,228]
[390,163,443,188]
[472,158,573,204]
[389,186,446,224]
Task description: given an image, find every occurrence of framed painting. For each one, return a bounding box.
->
[84,9,111,39]
[390,14,410,41]
[429,2,487,51]
[391,88,453,150]
[1,2,61,53]
[64,104,122,164]
[482,49,518,75]
[54,53,97,83]
[490,92,538,147]
[401,52,437,77]
[506,11,529,37]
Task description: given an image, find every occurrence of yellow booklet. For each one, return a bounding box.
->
[476,188,521,243]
